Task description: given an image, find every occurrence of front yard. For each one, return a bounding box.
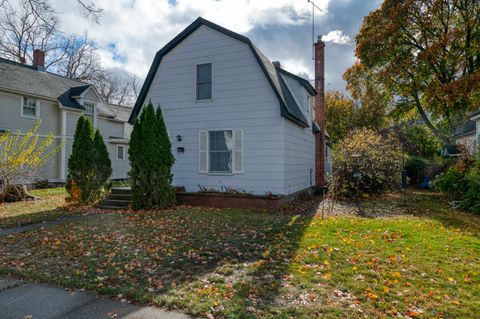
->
[0,188,73,228]
[0,191,479,318]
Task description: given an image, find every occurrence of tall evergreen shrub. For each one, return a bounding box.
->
[128,102,175,209]
[66,116,112,204]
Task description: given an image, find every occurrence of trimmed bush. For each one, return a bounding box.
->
[128,102,175,209]
[331,129,402,196]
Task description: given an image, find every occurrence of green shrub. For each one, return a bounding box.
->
[460,167,480,213]
[404,156,429,186]
[331,128,402,196]
[433,167,466,201]
[128,102,175,210]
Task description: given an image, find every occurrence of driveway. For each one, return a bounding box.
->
[0,277,191,319]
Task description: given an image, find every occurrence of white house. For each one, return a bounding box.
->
[129,18,328,197]
[0,53,132,183]
[452,110,480,155]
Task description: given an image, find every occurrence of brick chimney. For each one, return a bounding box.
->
[314,36,326,188]
[33,49,45,71]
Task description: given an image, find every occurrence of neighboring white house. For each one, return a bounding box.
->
[0,53,132,183]
[452,110,480,155]
[129,17,328,196]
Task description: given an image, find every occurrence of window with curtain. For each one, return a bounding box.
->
[209,130,233,173]
[196,63,212,100]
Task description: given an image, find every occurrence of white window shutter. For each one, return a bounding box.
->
[233,129,243,173]
[199,130,208,173]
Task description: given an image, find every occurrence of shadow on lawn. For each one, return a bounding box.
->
[113,202,319,316]
[0,198,320,317]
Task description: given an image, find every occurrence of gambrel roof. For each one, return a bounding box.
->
[129,17,315,127]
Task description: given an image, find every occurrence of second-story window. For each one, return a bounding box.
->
[84,102,94,123]
[196,63,212,101]
[22,97,37,119]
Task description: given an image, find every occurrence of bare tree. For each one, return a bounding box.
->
[53,33,103,81]
[92,71,141,107]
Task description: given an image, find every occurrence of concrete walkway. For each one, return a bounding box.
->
[0,215,91,237]
[0,277,191,319]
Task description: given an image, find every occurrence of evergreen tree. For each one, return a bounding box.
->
[66,116,94,203]
[128,102,175,209]
[92,129,112,200]
[66,116,112,204]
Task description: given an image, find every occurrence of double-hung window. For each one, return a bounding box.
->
[209,130,233,173]
[199,129,243,174]
[84,102,94,123]
[22,97,37,118]
[117,145,125,160]
[196,63,212,100]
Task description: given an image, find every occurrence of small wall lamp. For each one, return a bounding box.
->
[176,135,182,142]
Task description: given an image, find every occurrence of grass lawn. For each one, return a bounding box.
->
[0,187,73,228]
[0,191,479,318]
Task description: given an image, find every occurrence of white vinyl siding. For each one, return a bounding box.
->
[146,25,286,195]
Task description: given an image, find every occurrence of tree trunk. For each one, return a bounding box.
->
[0,184,37,202]
[412,92,452,145]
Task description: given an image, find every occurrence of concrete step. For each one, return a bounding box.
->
[110,188,131,195]
[107,193,131,200]
[95,205,128,210]
[98,199,130,208]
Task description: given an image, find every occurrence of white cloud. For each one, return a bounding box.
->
[321,30,351,45]
[51,0,330,78]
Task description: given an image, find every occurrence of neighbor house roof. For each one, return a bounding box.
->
[128,17,313,128]
[452,120,476,138]
[469,109,480,120]
[0,57,90,110]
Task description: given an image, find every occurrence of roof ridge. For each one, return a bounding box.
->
[0,56,89,85]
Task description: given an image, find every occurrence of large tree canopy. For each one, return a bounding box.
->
[355,0,480,143]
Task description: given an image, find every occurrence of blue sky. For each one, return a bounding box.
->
[53,0,382,92]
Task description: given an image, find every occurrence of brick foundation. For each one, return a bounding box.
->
[176,188,314,210]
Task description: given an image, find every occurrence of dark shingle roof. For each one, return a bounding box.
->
[57,88,85,110]
[452,120,476,138]
[469,109,480,119]
[0,57,89,101]
[129,17,312,128]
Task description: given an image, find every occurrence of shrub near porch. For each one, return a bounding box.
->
[0,192,479,318]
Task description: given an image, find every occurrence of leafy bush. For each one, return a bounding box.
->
[434,151,480,214]
[128,102,175,209]
[331,129,402,196]
[460,167,480,213]
[433,167,466,201]
[66,116,112,204]
[404,156,429,186]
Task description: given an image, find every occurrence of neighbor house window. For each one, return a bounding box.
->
[196,63,212,100]
[22,97,37,118]
[84,102,94,123]
[209,130,233,173]
[117,145,125,160]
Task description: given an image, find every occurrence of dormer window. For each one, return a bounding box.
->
[21,97,38,119]
[84,102,94,123]
[196,63,212,101]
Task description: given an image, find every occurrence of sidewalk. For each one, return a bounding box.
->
[0,277,191,319]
